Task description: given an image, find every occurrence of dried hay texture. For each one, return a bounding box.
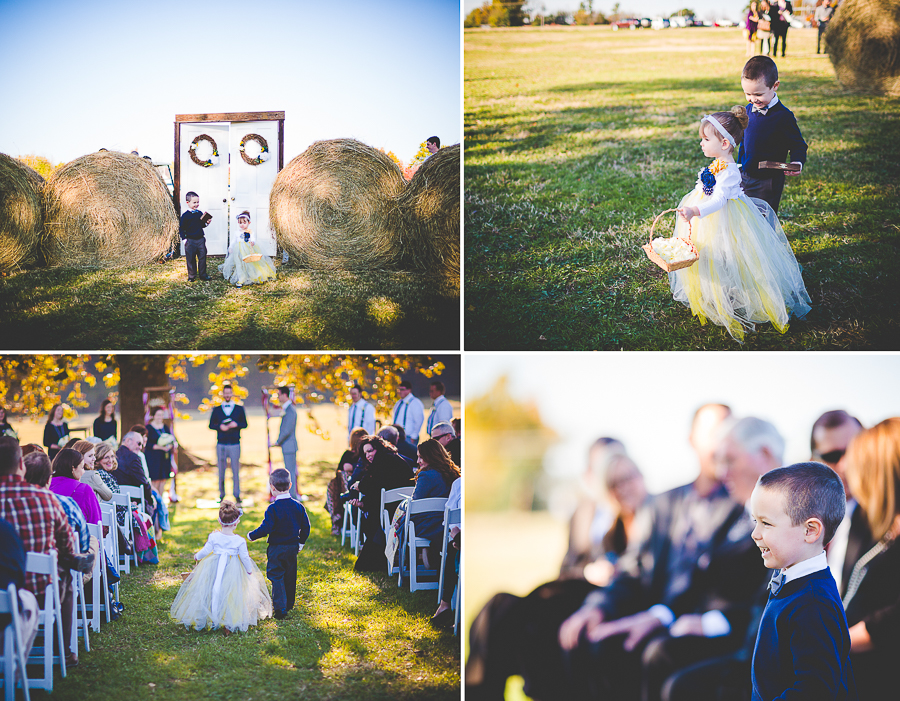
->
[827,0,900,96]
[0,152,44,271]
[43,151,178,267]
[270,139,406,269]
[397,144,460,284]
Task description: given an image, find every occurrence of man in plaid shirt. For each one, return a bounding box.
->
[0,437,80,665]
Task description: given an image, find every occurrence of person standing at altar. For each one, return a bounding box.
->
[209,384,248,505]
[392,381,425,444]
[275,387,299,500]
[426,381,453,436]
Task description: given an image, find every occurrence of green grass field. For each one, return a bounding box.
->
[464,26,900,350]
[35,460,459,701]
[0,259,459,350]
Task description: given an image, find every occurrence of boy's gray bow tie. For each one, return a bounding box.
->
[769,570,785,595]
[753,106,769,115]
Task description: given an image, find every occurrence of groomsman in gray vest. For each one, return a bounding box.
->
[208,383,248,504]
[275,387,299,499]
[392,381,425,444]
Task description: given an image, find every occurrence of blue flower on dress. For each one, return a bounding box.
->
[700,167,716,196]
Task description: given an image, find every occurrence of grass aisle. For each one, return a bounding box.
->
[43,462,460,701]
[465,26,900,350]
[0,261,459,350]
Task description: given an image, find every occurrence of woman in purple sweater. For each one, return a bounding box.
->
[49,448,101,527]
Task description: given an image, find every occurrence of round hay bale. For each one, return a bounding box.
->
[43,151,178,268]
[397,144,460,284]
[0,152,44,271]
[269,138,406,269]
[827,0,900,96]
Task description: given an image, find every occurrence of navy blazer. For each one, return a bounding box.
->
[209,404,247,445]
[179,209,205,240]
[113,445,153,504]
[738,101,808,179]
[248,496,310,547]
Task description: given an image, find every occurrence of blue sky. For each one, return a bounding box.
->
[464,1,748,23]
[0,0,461,166]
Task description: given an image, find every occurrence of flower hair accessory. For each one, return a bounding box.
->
[701,114,736,149]
[700,158,729,196]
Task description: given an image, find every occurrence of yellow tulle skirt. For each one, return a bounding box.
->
[219,240,276,287]
[170,553,272,632]
[668,191,811,342]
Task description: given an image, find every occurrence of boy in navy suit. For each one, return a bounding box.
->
[749,462,857,700]
[248,468,310,619]
[179,191,211,282]
[739,56,807,213]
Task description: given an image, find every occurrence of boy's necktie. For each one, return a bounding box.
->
[768,569,785,595]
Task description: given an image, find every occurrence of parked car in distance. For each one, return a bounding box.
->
[651,16,671,29]
[611,18,641,30]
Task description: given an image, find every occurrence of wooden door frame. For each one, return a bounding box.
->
[173,111,285,209]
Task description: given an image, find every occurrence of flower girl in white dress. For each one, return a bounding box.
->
[170,501,272,633]
[219,211,276,288]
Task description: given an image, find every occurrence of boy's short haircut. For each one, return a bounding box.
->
[742,56,779,88]
[270,467,292,492]
[185,191,199,201]
[427,136,440,148]
[757,462,846,543]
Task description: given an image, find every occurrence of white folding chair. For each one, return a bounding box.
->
[69,569,89,654]
[380,487,415,538]
[109,493,135,572]
[99,504,119,608]
[118,484,146,516]
[403,497,448,592]
[437,507,461,605]
[84,524,108,632]
[24,551,66,691]
[381,487,414,577]
[342,500,365,555]
[0,583,31,701]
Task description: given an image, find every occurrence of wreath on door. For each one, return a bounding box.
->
[239,133,270,166]
[189,134,219,167]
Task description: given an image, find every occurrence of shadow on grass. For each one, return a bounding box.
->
[0,263,460,350]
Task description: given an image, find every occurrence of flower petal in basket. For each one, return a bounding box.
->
[641,209,699,273]
[242,253,263,262]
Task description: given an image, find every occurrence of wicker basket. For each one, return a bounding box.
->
[641,208,699,272]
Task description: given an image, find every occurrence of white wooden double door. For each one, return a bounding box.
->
[179,121,279,255]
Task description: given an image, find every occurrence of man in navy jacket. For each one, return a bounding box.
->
[208,384,248,504]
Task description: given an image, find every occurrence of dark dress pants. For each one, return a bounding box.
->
[741,171,785,214]
[184,237,207,280]
[266,543,298,614]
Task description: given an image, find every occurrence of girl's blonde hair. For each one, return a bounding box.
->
[219,500,242,526]
[700,106,750,151]
[846,417,900,541]
[71,440,97,461]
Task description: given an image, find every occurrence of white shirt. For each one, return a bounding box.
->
[782,550,829,583]
[392,394,425,442]
[696,162,745,218]
[427,395,453,435]
[348,399,375,437]
[221,401,235,417]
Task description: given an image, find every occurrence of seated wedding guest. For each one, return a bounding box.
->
[93,399,118,442]
[0,515,40,659]
[129,424,151,481]
[430,421,460,466]
[411,439,461,568]
[0,405,14,437]
[114,431,154,508]
[432,466,462,630]
[351,435,415,572]
[94,442,125,523]
[72,439,112,502]
[379,425,414,466]
[326,427,367,536]
[49,448,102,528]
[21,443,44,457]
[0,436,84,668]
[43,403,69,460]
[842,418,900,701]
[392,424,419,463]
[452,417,461,440]
[26,451,91,555]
